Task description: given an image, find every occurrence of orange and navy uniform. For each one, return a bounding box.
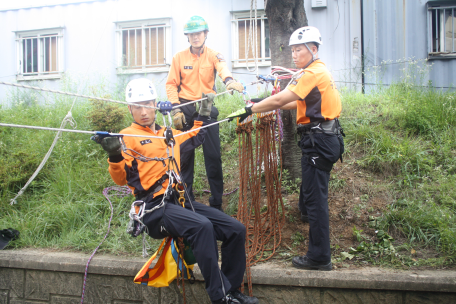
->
[108,118,208,198]
[287,60,341,125]
[166,46,233,103]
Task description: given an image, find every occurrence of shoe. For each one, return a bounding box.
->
[229,290,259,304]
[300,212,309,223]
[292,255,332,271]
[211,204,224,212]
[212,294,241,304]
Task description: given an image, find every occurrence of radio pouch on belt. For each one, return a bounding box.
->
[304,153,334,172]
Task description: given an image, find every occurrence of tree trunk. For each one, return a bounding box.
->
[265,0,308,181]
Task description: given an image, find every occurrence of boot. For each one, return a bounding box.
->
[229,290,259,304]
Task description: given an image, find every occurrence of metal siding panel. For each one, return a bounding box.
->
[362,0,456,90]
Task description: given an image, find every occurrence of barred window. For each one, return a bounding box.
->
[15,28,63,80]
[231,11,271,68]
[428,1,456,58]
[115,18,172,73]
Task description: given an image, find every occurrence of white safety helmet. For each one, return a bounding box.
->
[289,26,323,46]
[125,78,157,103]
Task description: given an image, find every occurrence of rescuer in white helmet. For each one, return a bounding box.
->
[228,26,344,271]
[98,78,257,304]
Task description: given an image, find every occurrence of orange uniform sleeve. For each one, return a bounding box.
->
[166,54,181,104]
[108,158,127,186]
[211,51,232,82]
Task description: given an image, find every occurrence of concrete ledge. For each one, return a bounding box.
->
[1,248,455,293]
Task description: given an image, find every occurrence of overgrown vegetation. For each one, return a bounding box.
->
[0,68,455,269]
[338,59,456,266]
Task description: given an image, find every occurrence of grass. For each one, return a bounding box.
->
[0,72,455,267]
[339,77,456,264]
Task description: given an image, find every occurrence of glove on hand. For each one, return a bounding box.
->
[226,105,253,123]
[171,106,186,130]
[225,80,244,94]
[199,93,215,117]
[101,137,122,157]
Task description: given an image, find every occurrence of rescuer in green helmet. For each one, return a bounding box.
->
[166,16,244,214]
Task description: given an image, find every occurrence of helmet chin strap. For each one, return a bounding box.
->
[302,43,318,69]
[190,36,207,55]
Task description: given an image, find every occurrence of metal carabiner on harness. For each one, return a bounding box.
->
[175,184,186,207]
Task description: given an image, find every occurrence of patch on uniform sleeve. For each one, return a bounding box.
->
[184,66,193,70]
[216,53,225,62]
[140,139,153,145]
[291,71,305,85]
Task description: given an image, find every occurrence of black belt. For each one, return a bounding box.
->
[297,118,345,147]
[297,119,338,135]
[135,174,169,201]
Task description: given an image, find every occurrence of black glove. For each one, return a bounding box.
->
[226,105,253,122]
[199,93,215,116]
[100,137,122,157]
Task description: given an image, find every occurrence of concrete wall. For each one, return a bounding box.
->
[1,249,456,304]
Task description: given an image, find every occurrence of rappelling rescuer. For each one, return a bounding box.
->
[98,78,258,304]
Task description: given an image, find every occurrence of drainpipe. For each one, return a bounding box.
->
[361,0,365,93]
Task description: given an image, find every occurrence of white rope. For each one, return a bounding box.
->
[0,81,157,110]
[0,122,167,139]
[9,113,76,205]
[174,118,229,138]
[245,0,259,74]
[0,118,230,140]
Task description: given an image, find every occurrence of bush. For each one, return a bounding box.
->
[85,97,128,132]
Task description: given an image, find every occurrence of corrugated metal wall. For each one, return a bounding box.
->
[362,0,456,91]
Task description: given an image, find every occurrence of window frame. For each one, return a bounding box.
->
[231,10,271,68]
[427,1,456,59]
[115,18,172,74]
[14,27,64,81]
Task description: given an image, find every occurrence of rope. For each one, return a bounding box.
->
[235,108,284,296]
[80,185,130,304]
[0,81,158,109]
[245,0,259,74]
[9,113,76,204]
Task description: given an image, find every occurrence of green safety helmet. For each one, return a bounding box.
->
[183,16,209,34]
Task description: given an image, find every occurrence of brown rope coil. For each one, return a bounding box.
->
[235,112,285,296]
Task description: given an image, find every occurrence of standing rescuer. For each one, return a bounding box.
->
[227,26,344,271]
[166,15,244,211]
[98,78,258,304]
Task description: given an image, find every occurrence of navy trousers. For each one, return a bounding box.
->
[298,132,340,263]
[179,103,224,207]
[142,196,246,301]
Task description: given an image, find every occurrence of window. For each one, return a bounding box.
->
[115,18,172,73]
[427,1,456,58]
[15,28,64,80]
[231,11,270,68]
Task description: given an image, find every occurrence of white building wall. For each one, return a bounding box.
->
[0,0,358,104]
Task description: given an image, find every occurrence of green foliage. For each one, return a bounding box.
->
[291,232,305,247]
[85,98,128,132]
[281,169,299,195]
